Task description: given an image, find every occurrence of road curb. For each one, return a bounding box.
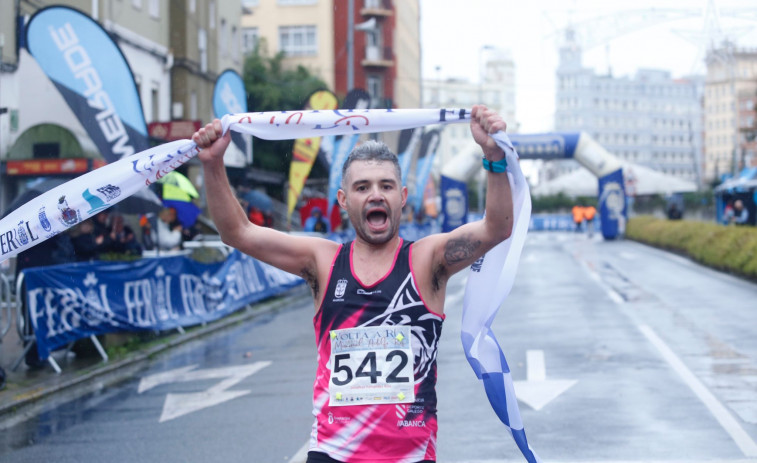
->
[0,285,308,429]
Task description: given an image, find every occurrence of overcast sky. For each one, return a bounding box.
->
[420,0,757,133]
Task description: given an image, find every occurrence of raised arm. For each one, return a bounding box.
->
[193,120,339,302]
[412,105,514,310]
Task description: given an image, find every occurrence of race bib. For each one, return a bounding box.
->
[328,325,415,406]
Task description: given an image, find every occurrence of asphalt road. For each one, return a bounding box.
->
[1,231,756,463]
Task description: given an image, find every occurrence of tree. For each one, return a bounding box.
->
[243,39,330,180]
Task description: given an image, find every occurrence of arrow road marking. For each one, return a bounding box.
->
[138,361,272,422]
[513,350,577,411]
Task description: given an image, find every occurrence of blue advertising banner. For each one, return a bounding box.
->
[411,129,441,213]
[598,168,627,240]
[213,69,249,156]
[440,175,468,232]
[24,251,304,360]
[397,127,423,186]
[509,132,580,160]
[25,5,149,163]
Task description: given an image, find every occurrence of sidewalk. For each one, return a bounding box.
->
[0,285,308,429]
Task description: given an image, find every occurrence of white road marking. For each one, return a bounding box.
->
[638,324,757,457]
[513,350,577,411]
[288,440,310,463]
[579,254,757,457]
[138,361,272,423]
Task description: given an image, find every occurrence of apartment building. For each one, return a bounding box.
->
[551,39,704,187]
[0,0,244,211]
[703,43,757,182]
[422,47,516,166]
[241,0,421,108]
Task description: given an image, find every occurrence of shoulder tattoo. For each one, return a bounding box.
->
[444,235,481,265]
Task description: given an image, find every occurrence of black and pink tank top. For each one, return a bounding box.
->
[310,239,444,462]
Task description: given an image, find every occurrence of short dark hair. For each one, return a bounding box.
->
[341,140,401,188]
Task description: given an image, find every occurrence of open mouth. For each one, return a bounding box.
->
[366,208,389,230]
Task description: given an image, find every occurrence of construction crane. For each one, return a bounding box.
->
[547,0,757,74]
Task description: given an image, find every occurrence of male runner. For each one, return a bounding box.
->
[192,105,513,463]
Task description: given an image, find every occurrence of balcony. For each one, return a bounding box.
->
[360,0,392,17]
[361,45,393,67]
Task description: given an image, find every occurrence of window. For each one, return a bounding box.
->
[277,0,318,5]
[367,74,382,108]
[149,0,159,17]
[151,85,159,123]
[279,25,317,56]
[188,0,196,13]
[209,1,216,29]
[191,91,198,120]
[242,27,259,54]
[220,19,228,56]
[232,26,239,61]
[198,28,207,72]
[132,0,142,9]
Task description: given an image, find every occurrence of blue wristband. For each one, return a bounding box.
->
[482,156,507,173]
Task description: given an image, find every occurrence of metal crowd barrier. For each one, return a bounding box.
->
[0,273,13,343]
[9,272,106,374]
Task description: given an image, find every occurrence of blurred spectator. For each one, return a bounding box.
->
[152,207,183,250]
[583,205,597,236]
[139,214,155,250]
[667,203,683,220]
[92,210,110,238]
[103,214,142,257]
[304,207,329,233]
[571,205,584,232]
[248,206,265,226]
[71,219,104,261]
[730,199,749,226]
[263,211,274,228]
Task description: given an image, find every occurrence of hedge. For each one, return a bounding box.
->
[626,216,757,281]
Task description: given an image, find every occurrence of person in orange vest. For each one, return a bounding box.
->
[572,205,584,232]
[583,205,597,236]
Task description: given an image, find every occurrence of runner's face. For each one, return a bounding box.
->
[339,160,406,245]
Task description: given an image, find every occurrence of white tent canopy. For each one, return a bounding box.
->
[532,162,698,197]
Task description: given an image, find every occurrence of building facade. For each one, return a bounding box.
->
[422,47,516,166]
[0,0,243,212]
[703,44,757,183]
[240,0,420,108]
[552,40,704,188]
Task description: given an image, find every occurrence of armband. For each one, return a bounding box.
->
[482,156,507,173]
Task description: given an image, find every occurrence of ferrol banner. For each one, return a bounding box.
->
[440,174,468,232]
[24,250,304,360]
[287,90,339,219]
[213,69,250,167]
[598,168,627,240]
[25,5,149,163]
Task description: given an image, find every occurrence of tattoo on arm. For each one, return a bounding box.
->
[444,236,481,265]
[300,267,319,298]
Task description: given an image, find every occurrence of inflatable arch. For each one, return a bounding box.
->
[440,132,627,239]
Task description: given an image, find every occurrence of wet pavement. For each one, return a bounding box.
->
[0,232,756,462]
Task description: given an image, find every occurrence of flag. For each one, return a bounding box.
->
[25,5,149,163]
[287,90,339,220]
[461,132,538,461]
[213,69,250,167]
